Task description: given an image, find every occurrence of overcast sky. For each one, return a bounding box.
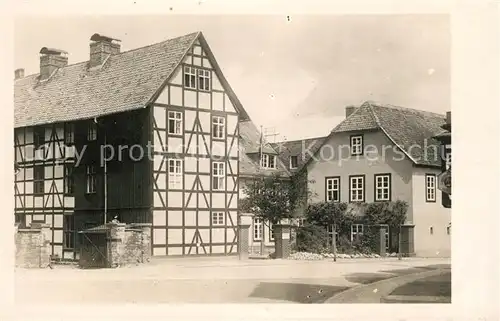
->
[15,14,450,141]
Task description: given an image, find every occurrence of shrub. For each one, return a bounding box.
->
[336,235,354,254]
[364,201,408,230]
[356,227,379,254]
[295,224,329,254]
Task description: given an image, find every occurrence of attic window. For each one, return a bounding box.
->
[350,135,363,156]
[290,155,298,169]
[261,154,276,169]
[198,69,211,91]
[184,66,197,89]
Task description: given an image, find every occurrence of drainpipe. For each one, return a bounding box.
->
[94,117,108,225]
[397,224,402,260]
[103,130,108,225]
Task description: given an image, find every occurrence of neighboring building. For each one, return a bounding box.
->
[279,101,451,257]
[273,136,327,174]
[14,31,274,259]
[239,121,290,254]
[434,111,451,209]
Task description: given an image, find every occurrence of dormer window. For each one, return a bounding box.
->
[261,154,277,169]
[290,155,298,169]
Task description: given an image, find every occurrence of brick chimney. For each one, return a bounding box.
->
[39,48,68,81]
[89,33,121,68]
[345,105,358,118]
[446,111,451,125]
[14,68,25,80]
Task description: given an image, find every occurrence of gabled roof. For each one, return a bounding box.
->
[271,136,328,172]
[308,101,447,168]
[239,120,290,178]
[14,31,249,128]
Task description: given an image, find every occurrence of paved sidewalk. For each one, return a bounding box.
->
[15,257,451,304]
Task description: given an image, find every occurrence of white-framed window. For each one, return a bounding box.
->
[351,224,364,242]
[168,159,183,189]
[445,145,451,170]
[349,175,364,202]
[168,111,183,135]
[290,155,298,169]
[212,162,225,190]
[260,154,277,169]
[350,135,363,156]
[184,66,197,89]
[253,217,262,241]
[86,165,96,194]
[375,174,391,201]
[211,212,224,226]
[212,116,225,139]
[426,174,436,202]
[87,122,97,141]
[198,69,211,91]
[326,177,340,202]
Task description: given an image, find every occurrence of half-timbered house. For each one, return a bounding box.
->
[14,31,279,259]
[238,120,290,255]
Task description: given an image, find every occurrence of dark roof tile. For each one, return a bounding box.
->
[15,32,199,128]
[329,101,446,167]
[239,120,290,177]
[272,136,328,172]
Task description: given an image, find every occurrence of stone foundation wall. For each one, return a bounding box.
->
[107,222,152,267]
[121,223,151,264]
[15,223,51,268]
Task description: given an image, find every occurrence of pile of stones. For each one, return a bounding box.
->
[288,252,400,260]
